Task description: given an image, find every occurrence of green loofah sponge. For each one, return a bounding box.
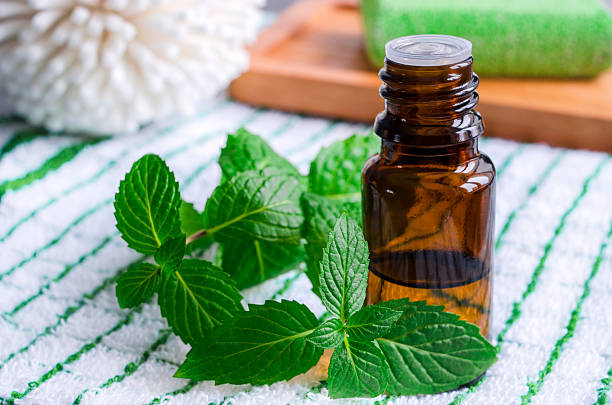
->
[361,0,612,77]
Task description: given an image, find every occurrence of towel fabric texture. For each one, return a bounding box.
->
[0,99,611,405]
[361,0,612,77]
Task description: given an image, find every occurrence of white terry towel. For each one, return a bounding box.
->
[0,100,610,405]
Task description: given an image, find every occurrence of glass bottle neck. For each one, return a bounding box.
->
[374,57,484,147]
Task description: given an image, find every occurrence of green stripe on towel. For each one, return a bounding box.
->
[0,128,48,160]
[596,366,612,405]
[0,139,104,201]
[521,219,612,403]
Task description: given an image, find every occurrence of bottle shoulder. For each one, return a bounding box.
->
[362,152,495,194]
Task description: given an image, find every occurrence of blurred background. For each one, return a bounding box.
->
[0,0,611,149]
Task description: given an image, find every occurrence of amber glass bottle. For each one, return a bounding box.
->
[362,35,495,337]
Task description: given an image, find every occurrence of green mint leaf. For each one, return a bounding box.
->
[175,299,322,385]
[308,134,378,199]
[179,201,204,234]
[114,154,181,254]
[115,263,160,309]
[376,302,497,395]
[222,239,305,290]
[158,259,243,345]
[179,201,213,252]
[219,128,302,182]
[301,193,361,295]
[307,318,343,349]
[345,298,412,341]
[319,214,369,322]
[328,335,389,398]
[154,234,185,271]
[204,168,303,244]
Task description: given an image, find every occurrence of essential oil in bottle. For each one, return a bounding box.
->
[362,35,495,337]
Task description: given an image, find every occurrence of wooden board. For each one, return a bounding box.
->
[230,0,612,152]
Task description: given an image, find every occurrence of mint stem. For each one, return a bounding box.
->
[186,229,208,245]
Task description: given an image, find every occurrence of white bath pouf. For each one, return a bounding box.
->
[0,0,264,134]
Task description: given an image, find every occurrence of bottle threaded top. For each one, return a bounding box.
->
[385,35,472,67]
[374,35,482,146]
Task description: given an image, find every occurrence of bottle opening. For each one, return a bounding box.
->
[385,34,472,66]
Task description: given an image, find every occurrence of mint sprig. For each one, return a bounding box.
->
[112,129,497,399]
[307,213,395,398]
[113,154,245,345]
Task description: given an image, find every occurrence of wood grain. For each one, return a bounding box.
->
[230,0,612,151]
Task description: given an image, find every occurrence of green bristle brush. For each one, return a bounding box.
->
[361,0,612,77]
